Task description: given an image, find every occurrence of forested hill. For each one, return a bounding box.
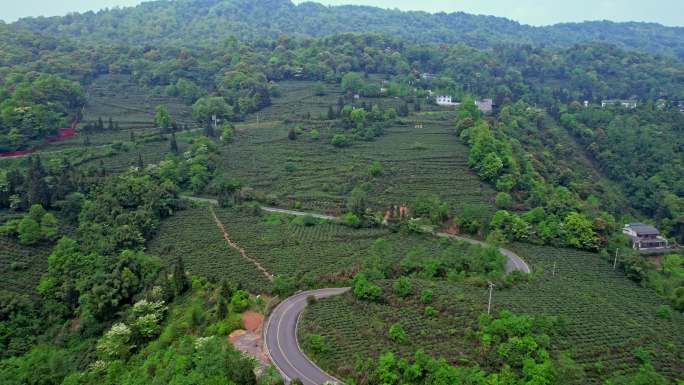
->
[10,0,684,59]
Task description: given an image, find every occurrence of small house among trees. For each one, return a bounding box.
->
[601,99,637,109]
[436,95,459,106]
[623,223,669,251]
[475,98,493,114]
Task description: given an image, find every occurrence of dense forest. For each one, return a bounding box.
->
[1,1,684,384]
[10,0,684,59]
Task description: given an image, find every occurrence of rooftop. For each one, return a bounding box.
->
[625,223,660,236]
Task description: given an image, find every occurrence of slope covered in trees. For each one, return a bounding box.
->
[1,1,683,384]
[10,0,684,59]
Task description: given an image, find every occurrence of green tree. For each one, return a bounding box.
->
[40,212,59,241]
[346,186,367,216]
[341,72,364,94]
[563,212,598,250]
[192,96,232,127]
[154,105,172,130]
[170,132,179,154]
[17,217,41,245]
[173,256,189,297]
[220,123,235,143]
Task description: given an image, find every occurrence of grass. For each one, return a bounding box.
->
[299,243,684,384]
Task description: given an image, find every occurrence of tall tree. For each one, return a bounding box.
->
[154,105,172,131]
[170,132,178,154]
[26,157,50,208]
[173,256,189,296]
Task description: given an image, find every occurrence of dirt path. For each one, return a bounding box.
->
[229,311,270,374]
[208,205,274,281]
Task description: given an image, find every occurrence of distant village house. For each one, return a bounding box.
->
[623,223,669,251]
[475,98,493,114]
[435,95,493,114]
[601,99,637,109]
[435,95,459,106]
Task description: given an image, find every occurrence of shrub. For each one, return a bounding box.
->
[367,161,384,177]
[420,289,434,304]
[292,215,319,227]
[393,277,413,298]
[17,217,41,245]
[352,273,382,301]
[424,306,437,317]
[272,276,298,297]
[230,290,250,313]
[342,212,361,228]
[40,213,59,240]
[96,323,132,360]
[310,129,320,141]
[331,134,351,148]
[389,323,408,344]
[495,192,512,209]
[656,304,672,319]
[308,334,328,354]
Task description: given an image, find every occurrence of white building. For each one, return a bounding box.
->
[623,223,669,251]
[475,98,493,114]
[601,99,637,109]
[436,95,459,106]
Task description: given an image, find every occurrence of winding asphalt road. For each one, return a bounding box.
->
[261,207,338,221]
[265,288,350,385]
[186,197,530,382]
[436,233,531,274]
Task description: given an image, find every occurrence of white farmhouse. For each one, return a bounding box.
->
[436,95,459,106]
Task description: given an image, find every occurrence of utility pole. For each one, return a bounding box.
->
[487,282,495,315]
[552,261,556,277]
[613,248,619,270]
[212,114,220,133]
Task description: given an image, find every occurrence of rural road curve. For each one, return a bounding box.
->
[183,196,338,221]
[436,233,531,274]
[265,288,350,385]
[183,196,531,274]
[261,206,338,221]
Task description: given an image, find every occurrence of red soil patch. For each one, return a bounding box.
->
[442,217,461,235]
[242,311,264,332]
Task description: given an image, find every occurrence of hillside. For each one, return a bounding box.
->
[10,0,684,59]
[1,1,683,384]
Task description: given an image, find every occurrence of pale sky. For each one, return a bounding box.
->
[1,0,683,26]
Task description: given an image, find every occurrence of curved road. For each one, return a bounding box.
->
[183,196,530,274]
[436,233,531,274]
[261,206,338,221]
[265,288,350,385]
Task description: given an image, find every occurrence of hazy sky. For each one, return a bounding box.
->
[1,0,683,26]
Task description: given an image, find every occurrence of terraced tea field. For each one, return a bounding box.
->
[149,204,493,293]
[300,244,684,384]
[82,74,198,129]
[146,205,272,294]
[223,94,494,221]
[0,236,52,296]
